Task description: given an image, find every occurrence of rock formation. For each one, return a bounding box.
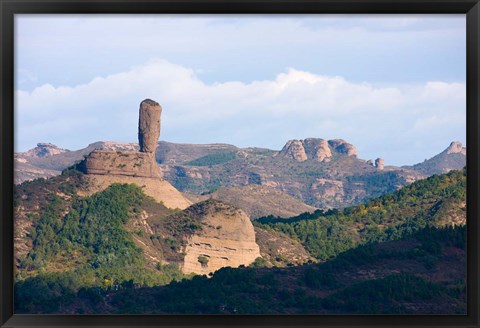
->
[79,151,161,178]
[24,143,67,158]
[328,139,357,157]
[79,99,162,178]
[138,99,162,153]
[303,138,332,162]
[182,200,261,275]
[77,99,191,209]
[375,158,384,170]
[446,141,466,155]
[279,140,308,162]
[279,138,357,162]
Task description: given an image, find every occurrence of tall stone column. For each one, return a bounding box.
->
[138,99,162,154]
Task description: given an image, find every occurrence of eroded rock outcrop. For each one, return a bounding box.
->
[375,158,385,170]
[278,138,357,162]
[79,150,161,178]
[79,99,162,178]
[23,143,67,158]
[182,199,261,275]
[278,140,308,162]
[139,99,162,153]
[446,141,466,155]
[303,138,332,162]
[76,99,194,209]
[328,139,357,157]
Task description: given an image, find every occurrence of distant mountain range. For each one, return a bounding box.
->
[14,139,466,212]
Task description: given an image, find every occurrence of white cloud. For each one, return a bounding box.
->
[15,59,465,166]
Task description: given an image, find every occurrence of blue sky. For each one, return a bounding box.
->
[15,14,466,165]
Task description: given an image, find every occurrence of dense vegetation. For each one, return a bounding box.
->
[15,182,186,313]
[15,225,465,314]
[255,168,466,260]
[14,168,467,314]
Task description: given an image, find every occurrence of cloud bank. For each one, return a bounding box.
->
[15,59,465,166]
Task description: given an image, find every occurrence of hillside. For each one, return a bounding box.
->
[14,169,311,281]
[185,185,316,219]
[406,141,467,175]
[13,168,466,314]
[15,225,466,314]
[256,168,466,261]
[15,139,465,209]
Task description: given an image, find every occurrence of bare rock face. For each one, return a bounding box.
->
[138,99,162,153]
[78,150,161,178]
[80,99,163,179]
[375,158,385,170]
[279,140,308,161]
[182,200,261,275]
[446,141,466,155]
[279,138,357,162]
[303,138,332,162]
[328,139,357,157]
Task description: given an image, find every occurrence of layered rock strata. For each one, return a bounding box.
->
[75,99,194,209]
[182,200,261,275]
[79,150,161,178]
[80,99,162,178]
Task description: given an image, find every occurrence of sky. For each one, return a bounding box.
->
[14,14,466,166]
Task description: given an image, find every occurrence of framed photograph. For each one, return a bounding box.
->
[1,0,479,327]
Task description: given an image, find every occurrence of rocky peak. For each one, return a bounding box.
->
[328,139,357,157]
[279,140,308,162]
[445,141,466,155]
[23,143,67,158]
[303,138,332,162]
[279,138,357,162]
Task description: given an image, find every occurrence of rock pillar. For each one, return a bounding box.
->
[375,158,384,170]
[138,99,162,154]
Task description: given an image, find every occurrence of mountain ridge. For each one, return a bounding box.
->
[15,139,466,210]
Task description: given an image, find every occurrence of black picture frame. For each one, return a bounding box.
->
[1,0,479,327]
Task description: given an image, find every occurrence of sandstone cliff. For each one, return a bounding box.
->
[180,200,261,275]
[78,150,161,178]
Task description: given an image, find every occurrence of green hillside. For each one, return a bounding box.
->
[13,168,466,314]
[255,168,466,260]
[15,225,466,314]
[15,177,189,313]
